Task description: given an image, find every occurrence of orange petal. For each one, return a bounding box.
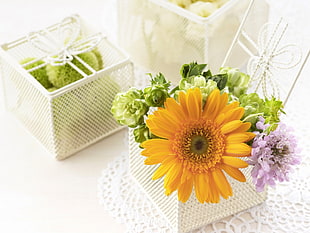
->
[221,120,243,134]
[194,173,208,203]
[153,109,180,130]
[152,158,176,180]
[145,124,173,139]
[164,162,182,189]
[203,89,227,121]
[178,91,189,118]
[165,170,182,196]
[217,107,245,126]
[144,154,170,165]
[187,88,202,120]
[164,98,187,123]
[208,175,220,203]
[141,138,170,149]
[220,163,246,182]
[141,139,171,157]
[222,156,248,168]
[180,167,193,184]
[225,143,252,156]
[229,122,252,134]
[203,89,218,116]
[220,101,239,114]
[212,168,232,199]
[225,133,251,144]
[178,177,194,203]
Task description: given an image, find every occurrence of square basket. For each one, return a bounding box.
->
[129,130,267,233]
[118,0,269,84]
[0,15,133,160]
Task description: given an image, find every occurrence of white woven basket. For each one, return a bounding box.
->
[0,15,133,160]
[128,130,267,233]
[118,0,269,84]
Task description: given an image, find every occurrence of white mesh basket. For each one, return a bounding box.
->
[128,131,267,233]
[0,15,133,160]
[118,0,269,84]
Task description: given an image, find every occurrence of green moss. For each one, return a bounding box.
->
[46,51,100,88]
[20,57,52,89]
[91,49,104,70]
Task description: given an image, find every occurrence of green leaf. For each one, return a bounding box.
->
[207,74,227,90]
[202,70,212,78]
[180,62,207,79]
[180,63,191,79]
[188,64,207,77]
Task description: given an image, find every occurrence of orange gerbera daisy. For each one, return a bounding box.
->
[141,88,255,203]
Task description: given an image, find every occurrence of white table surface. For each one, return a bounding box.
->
[0,0,309,233]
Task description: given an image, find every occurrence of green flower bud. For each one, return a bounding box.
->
[111,88,148,128]
[263,97,284,125]
[133,124,152,144]
[220,67,250,97]
[144,85,170,107]
[239,93,265,125]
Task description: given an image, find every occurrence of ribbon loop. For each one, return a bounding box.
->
[27,15,103,67]
[247,19,302,98]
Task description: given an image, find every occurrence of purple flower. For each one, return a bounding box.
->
[248,117,301,192]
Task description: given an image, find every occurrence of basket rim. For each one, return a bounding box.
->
[149,0,243,24]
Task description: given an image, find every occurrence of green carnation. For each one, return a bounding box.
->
[239,93,265,125]
[176,75,217,103]
[133,124,152,143]
[46,51,100,88]
[220,67,250,97]
[144,85,169,107]
[20,57,52,89]
[111,88,149,128]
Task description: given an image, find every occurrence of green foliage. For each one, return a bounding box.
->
[239,93,284,132]
[263,97,285,125]
[180,62,227,90]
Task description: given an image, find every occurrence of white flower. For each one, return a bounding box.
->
[169,0,192,8]
[188,1,218,17]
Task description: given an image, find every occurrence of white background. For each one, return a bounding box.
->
[0,0,309,233]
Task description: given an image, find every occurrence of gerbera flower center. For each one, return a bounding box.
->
[173,120,225,173]
[190,135,209,155]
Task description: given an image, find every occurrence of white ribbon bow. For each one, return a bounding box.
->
[23,15,103,73]
[247,19,302,98]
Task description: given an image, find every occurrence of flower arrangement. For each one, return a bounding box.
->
[111,62,301,203]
